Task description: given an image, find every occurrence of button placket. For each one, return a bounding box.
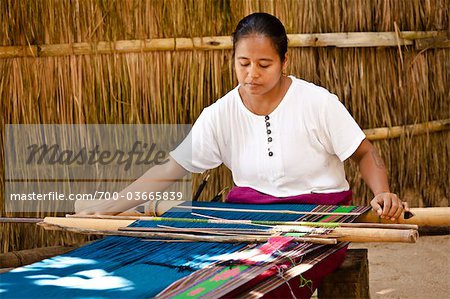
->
[265,115,273,157]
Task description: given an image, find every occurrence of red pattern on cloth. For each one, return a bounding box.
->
[258,237,294,255]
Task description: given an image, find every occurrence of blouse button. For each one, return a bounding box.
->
[267,129,271,134]
[265,115,270,121]
[266,122,270,127]
[268,137,272,142]
[268,151,273,157]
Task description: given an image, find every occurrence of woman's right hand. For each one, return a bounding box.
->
[74,156,188,215]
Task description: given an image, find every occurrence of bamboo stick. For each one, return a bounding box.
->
[357,208,450,226]
[415,36,450,50]
[164,205,362,216]
[40,218,417,243]
[147,201,450,227]
[121,225,418,243]
[43,217,135,231]
[363,119,450,141]
[0,214,419,230]
[65,214,418,230]
[0,217,44,223]
[62,215,342,228]
[37,222,336,245]
[125,226,271,236]
[0,31,444,59]
[326,227,418,243]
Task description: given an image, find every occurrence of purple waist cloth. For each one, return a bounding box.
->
[226,186,353,205]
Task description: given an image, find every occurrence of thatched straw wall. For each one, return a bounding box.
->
[0,0,448,252]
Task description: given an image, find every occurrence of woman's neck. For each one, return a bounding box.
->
[239,76,291,116]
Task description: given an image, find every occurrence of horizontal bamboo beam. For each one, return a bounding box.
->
[357,207,450,227]
[40,217,417,243]
[67,214,418,230]
[415,36,450,50]
[38,222,336,245]
[0,31,445,59]
[326,227,418,243]
[364,118,450,141]
[145,201,450,227]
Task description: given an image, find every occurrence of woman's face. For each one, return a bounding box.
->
[234,34,287,97]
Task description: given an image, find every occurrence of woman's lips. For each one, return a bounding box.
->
[246,83,262,88]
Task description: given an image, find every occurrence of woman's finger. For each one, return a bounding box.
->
[386,194,400,219]
[370,198,383,216]
[381,196,391,218]
[392,198,404,220]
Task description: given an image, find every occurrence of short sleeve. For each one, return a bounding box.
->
[319,94,366,161]
[169,107,223,173]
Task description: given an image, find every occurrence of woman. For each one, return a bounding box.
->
[79,12,408,298]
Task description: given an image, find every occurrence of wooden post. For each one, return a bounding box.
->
[318,249,370,299]
[0,246,75,269]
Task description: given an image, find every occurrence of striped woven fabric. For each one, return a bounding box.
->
[0,202,370,298]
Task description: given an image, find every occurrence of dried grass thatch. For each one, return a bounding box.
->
[0,0,448,252]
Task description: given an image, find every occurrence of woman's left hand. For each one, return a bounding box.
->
[370,192,409,221]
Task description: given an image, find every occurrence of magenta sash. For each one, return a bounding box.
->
[226,186,353,205]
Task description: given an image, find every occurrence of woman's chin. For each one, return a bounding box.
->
[244,86,265,96]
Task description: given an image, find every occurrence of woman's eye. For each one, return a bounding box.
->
[240,63,250,67]
[260,65,270,68]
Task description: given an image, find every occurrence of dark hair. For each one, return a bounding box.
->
[232,13,288,61]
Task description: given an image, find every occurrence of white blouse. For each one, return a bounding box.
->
[170,76,366,197]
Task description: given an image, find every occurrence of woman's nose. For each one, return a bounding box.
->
[248,65,260,78]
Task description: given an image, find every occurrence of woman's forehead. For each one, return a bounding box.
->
[235,35,278,58]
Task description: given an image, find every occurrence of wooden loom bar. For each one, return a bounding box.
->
[326,227,418,243]
[0,31,444,59]
[41,217,418,243]
[142,204,363,216]
[66,214,419,230]
[146,201,450,227]
[60,216,338,228]
[0,246,75,268]
[357,207,450,227]
[0,217,43,223]
[119,226,418,243]
[38,222,336,245]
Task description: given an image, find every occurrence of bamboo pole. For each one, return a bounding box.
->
[40,217,417,243]
[0,31,444,59]
[156,205,362,216]
[0,217,43,223]
[43,217,135,231]
[120,226,272,236]
[120,226,418,243]
[66,214,418,230]
[38,222,336,245]
[363,119,450,141]
[144,201,450,227]
[58,216,342,228]
[415,36,450,50]
[357,208,450,226]
[326,227,418,243]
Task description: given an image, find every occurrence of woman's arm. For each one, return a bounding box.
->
[75,156,188,215]
[350,139,409,221]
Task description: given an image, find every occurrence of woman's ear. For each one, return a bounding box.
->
[282,53,289,74]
